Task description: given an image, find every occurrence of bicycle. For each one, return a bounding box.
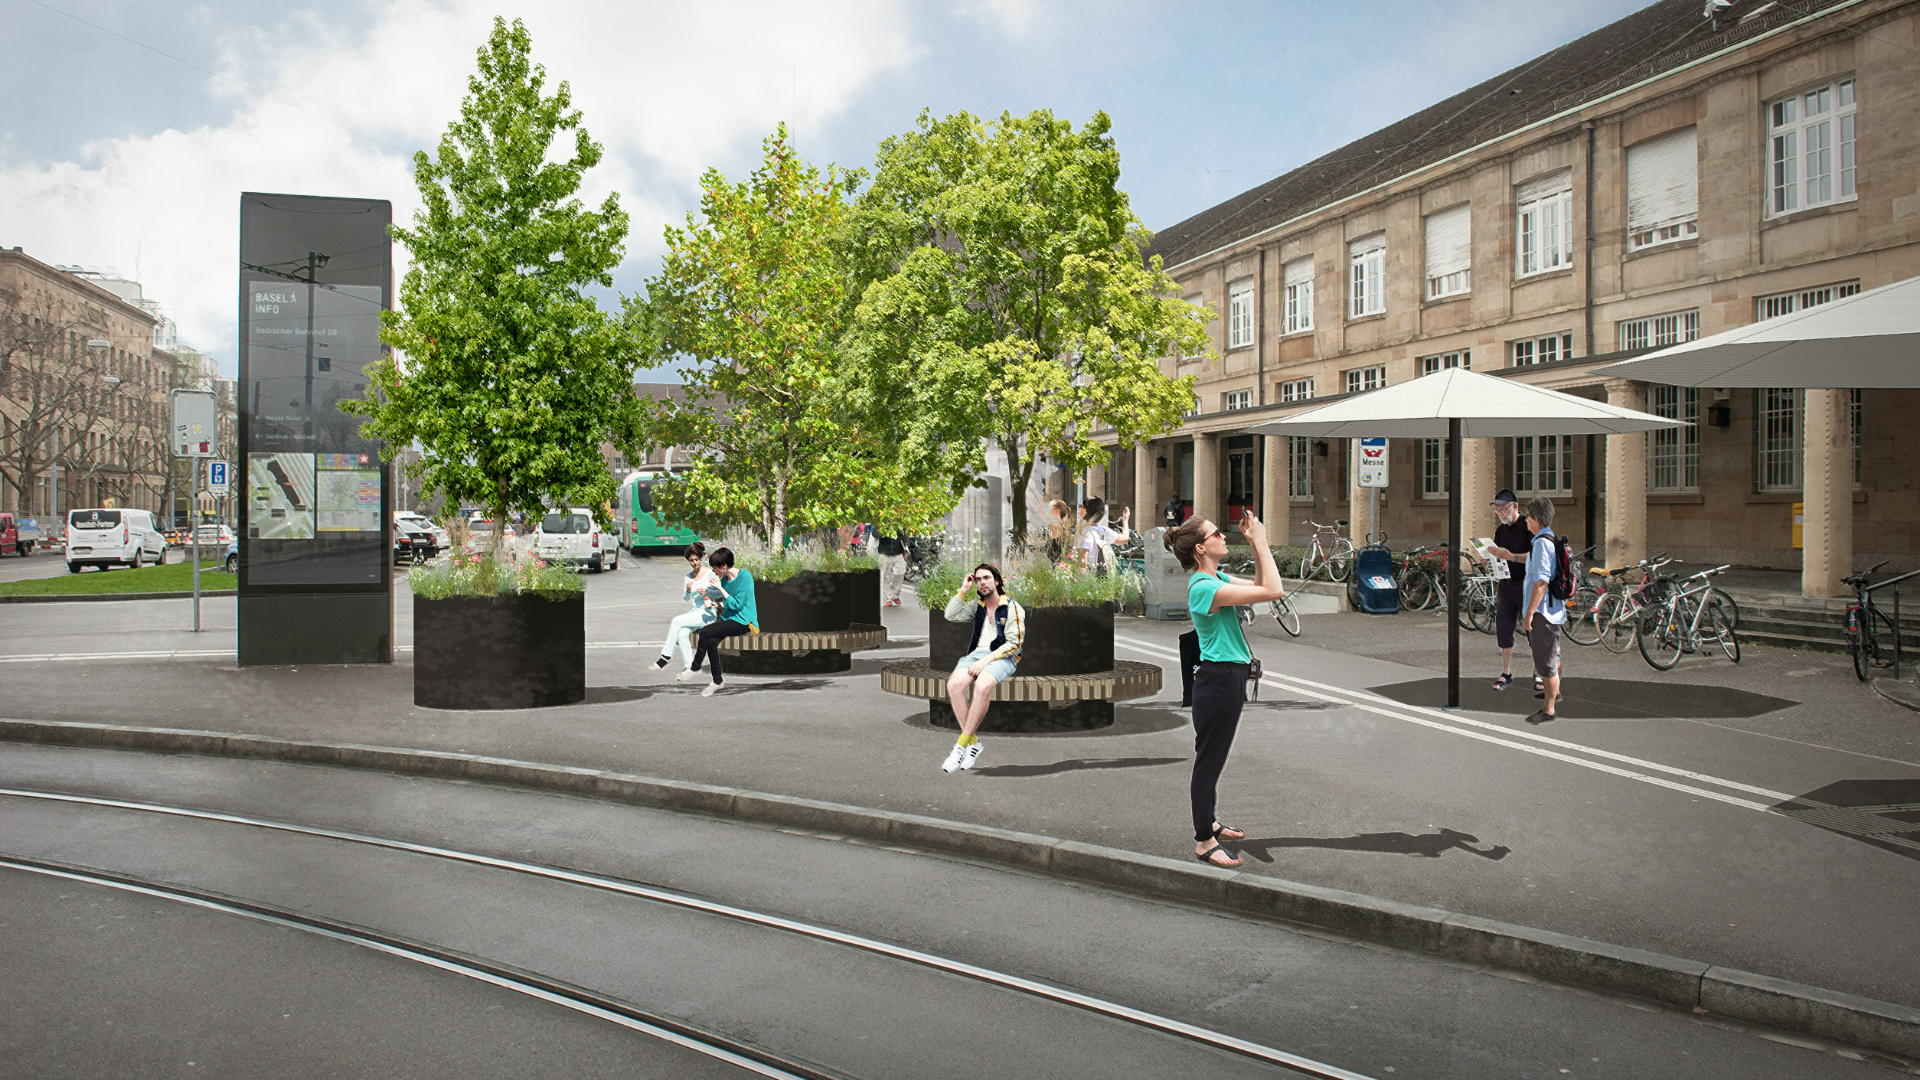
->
[902,535,942,586]
[1842,560,1919,681]
[1393,544,1441,611]
[1638,564,1740,670]
[1298,519,1354,582]
[1589,555,1675,654]
[1561,545,1604,646]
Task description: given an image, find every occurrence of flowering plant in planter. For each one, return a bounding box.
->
[913,536,1139,611]
[408,551,583,601]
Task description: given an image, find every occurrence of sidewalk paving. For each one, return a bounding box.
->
[2,563,1918,1020]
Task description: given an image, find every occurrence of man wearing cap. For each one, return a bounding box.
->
[1481,489,1537,693]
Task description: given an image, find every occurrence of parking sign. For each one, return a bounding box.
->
[206,460,230,495]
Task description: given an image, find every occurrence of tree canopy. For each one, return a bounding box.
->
[346,17,644,556]
[843,108,1209,543]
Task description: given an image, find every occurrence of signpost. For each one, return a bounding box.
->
[171,390,219,632]
[1357,437,1388,544]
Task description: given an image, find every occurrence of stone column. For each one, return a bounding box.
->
[1192,434,1221,528]
[1262,436,1289,535]
[1604,378,1647,569]
[1460,437,1499,546]
[1086,457,1107,506]
[1801,388,1853,597]
[1134,443,1156,532]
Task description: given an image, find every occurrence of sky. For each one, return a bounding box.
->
[0,0,1650,376]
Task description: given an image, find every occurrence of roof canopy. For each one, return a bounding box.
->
[1240,368,1683,439]
[1593,275,1920,389]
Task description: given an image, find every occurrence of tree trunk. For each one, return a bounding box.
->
[1005,437,1036,550]
[773,467,788,549]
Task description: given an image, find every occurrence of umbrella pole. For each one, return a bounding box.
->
[1447,418,1462,710]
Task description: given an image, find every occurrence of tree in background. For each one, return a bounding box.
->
[641,125,953,544]
[346,17,644,571]
[845,108,1209,544]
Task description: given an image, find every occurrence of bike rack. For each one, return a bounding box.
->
[1865,568,1920,680]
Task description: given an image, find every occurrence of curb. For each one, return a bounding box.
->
[1872,676,1920,713]
[0,590,235,604]
[3,716,1917,1060]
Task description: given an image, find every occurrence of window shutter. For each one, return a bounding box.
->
[1627,127,1698,233]
[1424,204,1471,279]
[1283,257,1314,286]
[1516,169,1572,204]
[1349,234,1386,258]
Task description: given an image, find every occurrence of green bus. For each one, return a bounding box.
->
[617,467,701,555]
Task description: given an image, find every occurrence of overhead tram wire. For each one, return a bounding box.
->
[21,0,405,154]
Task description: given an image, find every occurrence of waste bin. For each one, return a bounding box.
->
[1142,527,1190,621]
[1350,544,1399,614]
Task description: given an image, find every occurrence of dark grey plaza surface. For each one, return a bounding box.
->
[0,746,1898,1079]
[2,558,1918,1024]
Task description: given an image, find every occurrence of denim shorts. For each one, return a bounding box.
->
[956,646,1018,684]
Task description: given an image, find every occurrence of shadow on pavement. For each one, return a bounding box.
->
[972,756,1184,778]
[1772,778,1920,862]
[896,703,1190,738]
[1369,676,1796,719]
[1235,827,1511,863]
[581,686,660,705]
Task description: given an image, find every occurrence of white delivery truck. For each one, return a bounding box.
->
[533,508,618,573]
[65,508,167,572]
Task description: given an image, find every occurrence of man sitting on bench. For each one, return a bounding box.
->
[941,563,1025,773]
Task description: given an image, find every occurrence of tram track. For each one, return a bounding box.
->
[0,784,1378,1080]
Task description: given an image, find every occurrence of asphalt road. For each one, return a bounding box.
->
[0,745,1892,1079]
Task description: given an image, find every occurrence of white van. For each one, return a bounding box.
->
[534,508,617,572]
[65,508,166,572]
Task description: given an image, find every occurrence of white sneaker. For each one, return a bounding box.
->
[959,742,983,770]
[941,742,969,773]
[676,669,699,682]
[701,680,724,697]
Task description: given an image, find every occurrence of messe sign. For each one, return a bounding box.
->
[1357,437,1389,488]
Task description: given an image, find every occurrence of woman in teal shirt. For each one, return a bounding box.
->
[1165,510,1288,867]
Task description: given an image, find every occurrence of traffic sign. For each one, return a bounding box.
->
[1357,437,1389,488]
[206,460,230,495]
[171,389,218,457]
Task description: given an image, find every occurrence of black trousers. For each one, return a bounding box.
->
[1190,661,1250,842]
[691,619,751,684]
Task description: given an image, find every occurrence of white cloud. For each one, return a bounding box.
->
[952,0,1042,36]
[0,0,921,369]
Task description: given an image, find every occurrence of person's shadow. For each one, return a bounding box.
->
[1235,827,1509,863]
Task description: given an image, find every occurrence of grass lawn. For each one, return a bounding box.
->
[0,559,235,597]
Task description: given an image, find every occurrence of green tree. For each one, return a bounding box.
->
[345,17,642,573]
[845,108,1210,544]
[641,126,955,544]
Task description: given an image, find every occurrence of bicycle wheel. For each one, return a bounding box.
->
[1467,585,1495,634]
[1563,583,1602,646]
[1399,567,1435,611]
[1327,539,1355,582]
[1854,607,1895,681]
[1708,605,1741,663]
[1708,588,1740,630]
[1597,593,1638,653]
[1269,596,1302,637]
[1638,601,1687,670]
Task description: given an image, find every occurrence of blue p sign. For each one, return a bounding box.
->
[207,461,230,494]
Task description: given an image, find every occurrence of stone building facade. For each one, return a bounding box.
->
[1,246,175,520]
[1094,0,1920,592]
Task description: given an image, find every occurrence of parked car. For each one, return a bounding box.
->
[395,511,449,549]
[394,523,440,566]
[462,518,517,558]
[65,508,166,572]
[0,512,33,556]
[193,524,237,548]
[533,508,617,572]
[223,539,238,575]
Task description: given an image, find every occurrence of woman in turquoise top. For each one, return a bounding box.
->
[1165,509,1288,867]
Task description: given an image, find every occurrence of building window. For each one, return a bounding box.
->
[1512,435,1573,496]
[1757,280,1861,319]
[1424,203,1471,299]
[1282,257,1314,335]
[1277,377,1313,403]
[1648,386,1698,492]
[1349,235,1385,318]
[1768,78,1856,216]
[1515,170,1574,277]
[1344,365,1385,395]
[1419,350,1469,376]
[1227,278,1255,349]
[1222,388,1254,411]
[1421,438,1450,498]
[1619,310,1699,351]
[1288,437,1312,499]
[1627,126,1699,250]
[1758,388,1800,491]
[1179,294,1207,361]
[1511,332,1574,367]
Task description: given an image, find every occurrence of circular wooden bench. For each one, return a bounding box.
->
[880,658,1163,732]
[716,622,888,674]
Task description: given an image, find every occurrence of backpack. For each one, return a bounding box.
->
[1546,532,1575,602]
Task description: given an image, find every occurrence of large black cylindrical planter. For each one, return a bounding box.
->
[414,593,585,710]
[753,571,849,633]
[845,567,879,626]
[928,604,1114,674]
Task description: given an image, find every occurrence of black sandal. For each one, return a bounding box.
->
[1196,844,1242,868]
[1212,823,1245,841]
[1491,673,1514,691]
